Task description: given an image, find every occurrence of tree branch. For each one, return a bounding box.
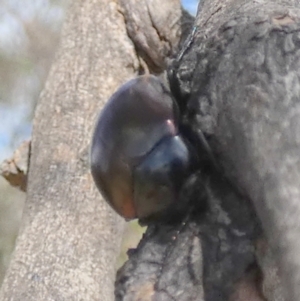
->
[0,141,30,192]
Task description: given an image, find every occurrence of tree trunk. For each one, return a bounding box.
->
[174,0,300,299]
[115,0,300,300]
[0,0,184,300]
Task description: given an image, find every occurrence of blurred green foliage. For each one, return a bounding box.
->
[0,178,24,285]
[118,221,146,268]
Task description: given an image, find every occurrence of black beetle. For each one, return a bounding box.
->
[90,75,197,221]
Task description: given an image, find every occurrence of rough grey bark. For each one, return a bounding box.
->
[116,171,262,301]
[0,0,185,300]
[173,0,300,300]
[116,0,300,301]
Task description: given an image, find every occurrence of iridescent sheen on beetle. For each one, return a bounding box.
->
[90,75,195,220]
